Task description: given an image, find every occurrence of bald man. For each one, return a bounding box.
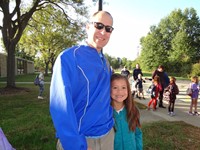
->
[50,11,114,150]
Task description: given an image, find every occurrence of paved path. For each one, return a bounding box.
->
[135,79,200,128]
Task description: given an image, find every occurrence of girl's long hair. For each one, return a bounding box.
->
[111,73,141,131]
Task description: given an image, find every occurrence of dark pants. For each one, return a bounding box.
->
[159,89,164,106]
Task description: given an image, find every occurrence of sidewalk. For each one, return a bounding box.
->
[135,79,200,128]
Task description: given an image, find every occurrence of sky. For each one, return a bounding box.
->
[88,0,200,60]
[1,0,200,60]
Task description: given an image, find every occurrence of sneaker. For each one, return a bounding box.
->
[143,97,145,99]
[170,112,175,116]
[188,111,194,116]
[38,96,44,99]
[194,112,200,116]
[147,107,150,110]
[168,112,171,115]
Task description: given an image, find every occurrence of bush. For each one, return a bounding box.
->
[190,63,200,77]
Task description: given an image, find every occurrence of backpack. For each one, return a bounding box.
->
[163,86,171,101]
[34,75,40,86]
[163,84,179,101]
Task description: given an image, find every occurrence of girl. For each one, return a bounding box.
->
[135,73,146,99]
[163,76,179,116]
[111,73,143,150]
[147,76,162,111]
[188,76,199,116]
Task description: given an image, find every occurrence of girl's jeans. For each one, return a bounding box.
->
[39,81,44,96]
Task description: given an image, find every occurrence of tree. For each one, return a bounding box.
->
[139,8,200,74]
[18,5,86,75]
[0,0,87,88]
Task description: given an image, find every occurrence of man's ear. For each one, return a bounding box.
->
[86,23,90,30]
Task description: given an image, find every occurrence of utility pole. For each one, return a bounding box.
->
[98,0,102,11]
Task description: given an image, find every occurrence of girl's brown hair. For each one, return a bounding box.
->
[170,76,176,84]
[191,76,199,84]
[111,73,141,131]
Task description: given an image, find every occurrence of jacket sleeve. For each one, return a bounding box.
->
[50,54,87,150]
[135,127,143,150]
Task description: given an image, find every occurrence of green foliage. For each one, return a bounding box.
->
[190,63,200,77]
[18,4,88,74]
[139,8,200,75]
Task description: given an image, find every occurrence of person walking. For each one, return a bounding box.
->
[111,73,143,150]
[133,63,143,81]
[188,76,199,116]
[50,11,115,150]
[38,69,44,99]
[152,65,169,108]
[121,66,130,78]
[132,63,143,97]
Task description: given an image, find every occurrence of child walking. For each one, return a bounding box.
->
[147,76,162,111]
[111,73,143,150]
[163,77,179,116]
[188,76,199,116]
[135,74,146,99]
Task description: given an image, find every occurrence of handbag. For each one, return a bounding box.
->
[186,87,192,96]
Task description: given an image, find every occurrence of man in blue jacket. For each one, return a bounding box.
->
[50,11,114,150]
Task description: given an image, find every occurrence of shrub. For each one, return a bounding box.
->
[190,63,200,77]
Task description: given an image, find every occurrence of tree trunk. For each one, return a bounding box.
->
[6,43,16,88]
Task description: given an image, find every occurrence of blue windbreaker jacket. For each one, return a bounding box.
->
[50,45,114,150]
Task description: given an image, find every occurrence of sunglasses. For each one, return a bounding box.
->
[91,22,114,33]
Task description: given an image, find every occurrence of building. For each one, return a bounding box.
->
[0,53,34,77]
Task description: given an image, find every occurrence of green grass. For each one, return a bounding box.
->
[0,73,52,82]
[0,84,56,150]
[0,75,199,149]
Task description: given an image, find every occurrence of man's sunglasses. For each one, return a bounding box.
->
[91,22,114,33]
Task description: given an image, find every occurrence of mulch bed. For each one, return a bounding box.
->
[0,87,30,95]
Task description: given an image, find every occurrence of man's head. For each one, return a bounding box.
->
[158,65,164,72]
[136,63,140,69]
[86,11,114,52]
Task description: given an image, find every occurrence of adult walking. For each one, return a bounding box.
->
[50,11,114,150]
[38,68,44,99]
[133,63,143,81]
[152,65,169,108]
[132,63,143,97]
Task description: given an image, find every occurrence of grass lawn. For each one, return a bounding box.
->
[0,74,199,149]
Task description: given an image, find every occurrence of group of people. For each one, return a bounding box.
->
[50,11,142,150]
[48,10,199,150]
[122,63,200,118]
[147,65,199,117]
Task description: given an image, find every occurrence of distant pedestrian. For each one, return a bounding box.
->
[133,63,143,81]
[188,76,199,116]
[111,73,143,150]
[135,74,146,99]
[163,77,179,116]
[38,69,44,99]
[147,76,162,111]
[121,66,130,78]
[132,63,143,97]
